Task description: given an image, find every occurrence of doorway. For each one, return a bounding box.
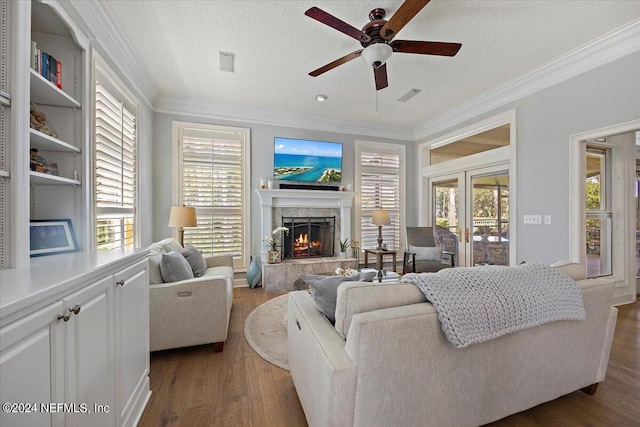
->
[430,166,509,267]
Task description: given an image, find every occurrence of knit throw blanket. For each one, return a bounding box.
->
[400,263,586,348]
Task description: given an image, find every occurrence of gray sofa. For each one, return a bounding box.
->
[287,267,618,427]
[147,238,234,352]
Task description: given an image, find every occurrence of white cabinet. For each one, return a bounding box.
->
[0,301,66,427]
[62,276,115,427]
[114,260,150,427]
[0,250,150,427]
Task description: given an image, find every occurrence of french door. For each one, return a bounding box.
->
[429,165,510,267]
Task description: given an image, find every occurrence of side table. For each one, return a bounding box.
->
[363,249,397,281]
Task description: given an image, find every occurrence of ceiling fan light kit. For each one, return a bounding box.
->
[362,43,393,68]
[316,94,328,102]
[305,0,461,92]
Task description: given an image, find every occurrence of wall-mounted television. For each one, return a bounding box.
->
[273,137,342,183]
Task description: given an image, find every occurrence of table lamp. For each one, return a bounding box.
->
[371,209,391,250]
[168,206,197,246]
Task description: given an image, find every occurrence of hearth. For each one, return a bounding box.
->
[282,216,335,259]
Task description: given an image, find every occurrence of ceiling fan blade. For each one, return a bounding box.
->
[374,64,388,90]
[305,7,371,43]
[309,50,363,77]
[380,0,431,40]
[391,40,462,56]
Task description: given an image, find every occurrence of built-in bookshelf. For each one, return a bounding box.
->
[0,0,88,267]
[0,0,11,268]
[27,0,85,261]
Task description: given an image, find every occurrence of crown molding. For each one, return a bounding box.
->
[413,18,640,141]
[154,95,415,141]
[62,0,159,109]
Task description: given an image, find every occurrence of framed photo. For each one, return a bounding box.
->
[30,219,79,257]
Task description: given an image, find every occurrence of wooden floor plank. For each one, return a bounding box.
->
[139,289,638,427]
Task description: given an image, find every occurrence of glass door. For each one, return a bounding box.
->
[431,173,464,266]
[467,168,509,266]
[429,166,509,266]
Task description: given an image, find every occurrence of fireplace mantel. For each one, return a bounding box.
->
[256,189,355,254]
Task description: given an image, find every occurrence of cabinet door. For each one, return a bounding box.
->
[0,301,66,427]
[114,260,150,427]
[63,276,115,427]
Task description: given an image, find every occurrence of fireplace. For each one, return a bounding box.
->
[282,216,335,259]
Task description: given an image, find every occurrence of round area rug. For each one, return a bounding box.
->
[244,294,289,370]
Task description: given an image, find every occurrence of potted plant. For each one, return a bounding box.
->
[264,226,289,263]
[338,238,351,259]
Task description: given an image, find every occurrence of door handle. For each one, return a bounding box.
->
[456,229,462,242]
[465,228,470,243]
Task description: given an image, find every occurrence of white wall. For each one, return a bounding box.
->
[152,113,415,259]
[417,50,640,264]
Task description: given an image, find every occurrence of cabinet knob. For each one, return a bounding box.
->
[58,311,71,322]
[71,304,81,315]
[116,279,125,287]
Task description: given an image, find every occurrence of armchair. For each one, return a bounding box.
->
[403,226,455,274]
[147,239,234,352]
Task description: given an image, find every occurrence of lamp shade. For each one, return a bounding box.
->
[168,206,197,228]
[361,43,393,67]
[371,209,391,226]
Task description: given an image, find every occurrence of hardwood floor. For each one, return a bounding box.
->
[139,290,639,427]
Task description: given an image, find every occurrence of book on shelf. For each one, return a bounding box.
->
[56,61,62,89]
[41,51,48,80]
[30,41,37,70]
[32,42,63,88]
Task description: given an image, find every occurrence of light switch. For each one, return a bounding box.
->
[523,215,542,225]
[544,215,551,225]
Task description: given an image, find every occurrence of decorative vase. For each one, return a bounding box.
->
[338,251,347,259]
[268,250,281,263]
[246,255,261,289]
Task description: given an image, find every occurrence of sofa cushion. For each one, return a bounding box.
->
[409,245,442,261]
[160,251,194,283]
[202,265,235,283]
[181,245,207,277]
[302,272,376,324]
[334,282,427,339]
[148,252,164,284]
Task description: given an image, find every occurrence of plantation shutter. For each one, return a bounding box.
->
[95,82,136,250]
[180,127,246,268]
[358,149,402,251]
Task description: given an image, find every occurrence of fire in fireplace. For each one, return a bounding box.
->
[282,216,335,259]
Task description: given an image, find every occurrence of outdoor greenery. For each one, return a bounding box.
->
[433,186,509,233]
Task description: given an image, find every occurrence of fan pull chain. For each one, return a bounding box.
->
[375,90,379,115]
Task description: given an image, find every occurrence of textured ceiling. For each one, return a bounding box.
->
[103,0,640,130]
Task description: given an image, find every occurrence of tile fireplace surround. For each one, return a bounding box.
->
[256,189,356,293]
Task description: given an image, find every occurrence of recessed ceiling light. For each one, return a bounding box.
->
[316,94,328,102]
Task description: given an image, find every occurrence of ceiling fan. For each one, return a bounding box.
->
[305,0,461,91]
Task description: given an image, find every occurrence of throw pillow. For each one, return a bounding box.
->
[409,245,442,261]
[160,251,194,283]
[181,245,207,277]
[302,271,375,324]
[147,252,164,284]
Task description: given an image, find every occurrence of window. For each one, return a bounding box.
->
[355,141,405,252]
[585,146,612,277]
[94,74,137,250]
[176,123,250,269]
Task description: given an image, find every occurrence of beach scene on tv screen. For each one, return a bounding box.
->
[274,138,342,183]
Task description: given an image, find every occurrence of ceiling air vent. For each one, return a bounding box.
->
[397,88,422,103]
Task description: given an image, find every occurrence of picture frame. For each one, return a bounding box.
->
[30,219,79,257]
